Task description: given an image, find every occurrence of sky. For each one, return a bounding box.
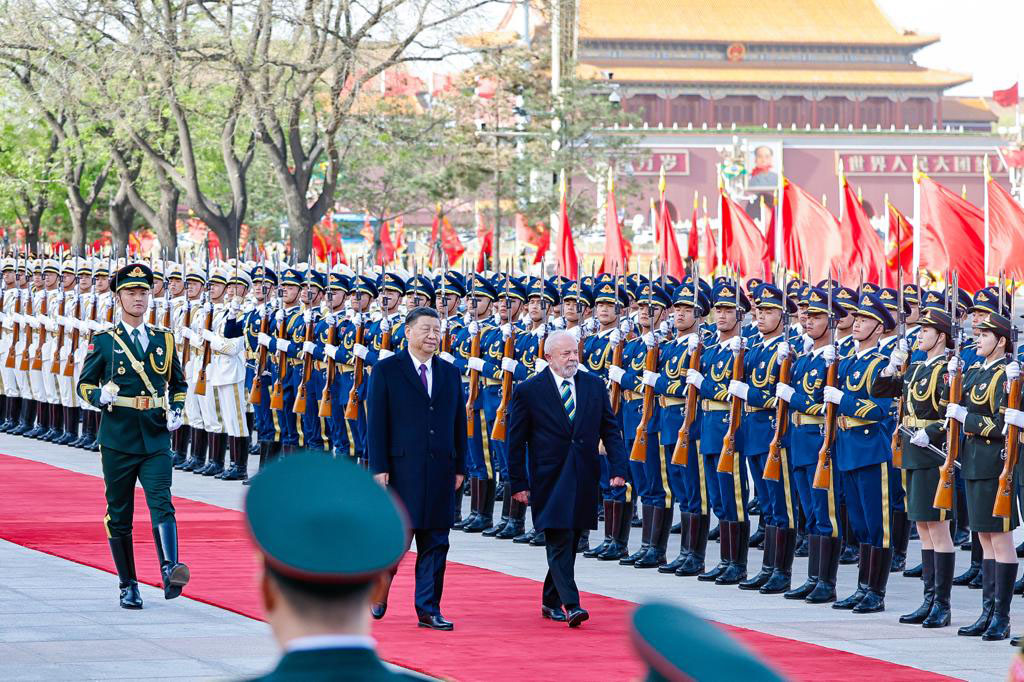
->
[877,0,1024,95]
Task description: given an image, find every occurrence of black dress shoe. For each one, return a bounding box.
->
[838,544,859,565]
[370,602,387,620]
[541,605,567,622]
[418,613,454,631]
[565,606,589,628]
[903,562,923,578]
[119,581,143,609]
[708,524,720,542]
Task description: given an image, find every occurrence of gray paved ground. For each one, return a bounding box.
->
[2,434,1018,680]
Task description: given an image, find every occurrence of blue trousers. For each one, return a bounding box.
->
[716,450,749,523]
[703,452,725,520]
[673,438,706,514]
[390,528,449,617]
[483,386,506,480]
[601,409,629,502]
[763,449,801,530]
[792,462,841,537]
[298,371,328,451]
[745,451,774,521]
[841,462,890,548]
[637,433,670,508]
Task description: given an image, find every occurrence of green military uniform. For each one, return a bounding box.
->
[246,454,414,682]
[75,263,189,610]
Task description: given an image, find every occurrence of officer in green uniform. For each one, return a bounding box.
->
[246,454,415,682]
[76,263,189,610]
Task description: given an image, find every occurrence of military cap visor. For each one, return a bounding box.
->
[917,310,954,348]
[975,313,1013,341]
[803,287,847,319]
[114,264,154,292]
[853,293,895,330]
[246,454,408,583]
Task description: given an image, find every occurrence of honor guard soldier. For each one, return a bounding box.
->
[0,257,20,431]
[257,267,306,453]
[76,263,189,609]
[245,455,416,682]
[292,269,327,450]
[311,269,353,457]
[332,274,379,465]
[360,272,407,368]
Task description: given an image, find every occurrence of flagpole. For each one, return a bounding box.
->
[984,154,991,278]
[912,156,921,280]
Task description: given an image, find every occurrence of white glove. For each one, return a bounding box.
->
[500,323,513,340]
[641,331,656,347]
[353,343,369,360]
[302,341,316,355]
[728,336,744,353]
[532,324,547,338]
[888,339,909,372]
[802,334,814,354]
[380,317,392,333]
[202,302,212,314]
[209,336,226,353]
[439,351,456,364]
[276,339,292,353]
[229,301,240,315]
[642,370,660,388]
[823,386,844,405]
[607,365,625,385]
[468,321,480,336]
[303,309,312,324]
[324,313,336,326]
[686,369,704,389]
[181,328,196,342]
[910,429,930,447]
[609,329,622,345]
[1005,408,1024,429]
[686,333,700,352]
[257,332,272,348]
[728,380,749,401]
[99,386,117,405]
[166,409,184,432]
[946,356,960,374]
[201,328,216,342]
[945,403,967,423]
[585,318,599,335]
[378,348,394,360]
[274,309,284,323]
[28,317,39,330]
[776,383,795,403]
[658,320,671,337]
[501,357,518,373]
[59,345,71,361]
[324,343,339,359]
[351,312,363,327]
[1007,361,1021,382]
[777,341,791,360]
[822,345,836,364]
[618,319,631,335]
[535,358,549,373]
[440,317,448,334]
[468,357,486,372]
[568,325,581,343]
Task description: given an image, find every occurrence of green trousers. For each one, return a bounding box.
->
[100,446,176,538]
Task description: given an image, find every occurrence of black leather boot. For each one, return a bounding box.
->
[761,527,797,594]
[464,478,495,532]
[699,519,731,581]
[497,499,526,539]
[833,543,872,609]
[748,515,766,550]
[954,534,982,586]
[889,511,909,573]
[806,536,842,604]
[108,534,143,609]
[181,428,207,472]
[152,520,190,599]
[900,549,935,624]
[660,511,691,573]
[11,398,33,435]
[621,504,653,565]
[716,520,749,585]
[677,513,709,576]
[982,562,1016,641]
[25,399,45,438]
[740,525,777,590]
[529,530,546,546]
[1,396,19,432]
[708,522,721,542]
[635,506,671,568]
[953,492,970,547]
[853,546,893,613]
[451,478,465,527]
[55,406,77,445]
[923,551,955,628]
[41,403,60,441]
[576,530,590,553]
[838,505,859,564]
[454,478,478,530]
[243,442,268,487]
[201,433,226,476]
[172,426,190,468]
[221,437,249,481]
[586,500,615,558]
[483,490,511,537]
[513,527,536,544]
[786,534,820,599]
[958,559,995,636]
[598,500,631,560]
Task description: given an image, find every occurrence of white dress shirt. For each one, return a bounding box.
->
[120,320,149,352]
[285,634,376,653]
[409,349,433,396]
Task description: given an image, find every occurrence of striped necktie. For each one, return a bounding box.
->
[560,379,575,423]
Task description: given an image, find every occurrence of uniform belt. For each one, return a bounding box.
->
[838,416,876,430]
[483,378,501,387]
[701,399,730,412]
[792,412,825,427]
[744,405,768,413]
[903,416,941,429]
[111,395,167,410]
[660,396,686,407]
[246,351,258,361]
[624,390,641,401]
[339,363,355,372]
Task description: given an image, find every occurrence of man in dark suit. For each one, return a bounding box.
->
[507,330,628,627]
[367,306,467,631]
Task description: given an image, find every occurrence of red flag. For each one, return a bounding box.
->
[701,207,718,274]
[429,208,466,266]
[917,173,984,291]
[600,172,629,274]
[884,201,914,288]
[376,221,396,265]
[782,179,843,283]
[654,168,685,279]
[532,227,550,265]
[985,171,1024,280]
[720,189,768,278]
[476,228,494,272]
[556,181,578,279]
[687,194,700,261]
[993,82,1019,108]
[840,176,885,286]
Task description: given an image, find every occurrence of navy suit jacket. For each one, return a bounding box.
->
[507,368,627,531]
[367,350,467,529]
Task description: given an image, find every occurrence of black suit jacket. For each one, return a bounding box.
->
[250,647,419,681]
[507,368,627,531]
[367,350,467,529]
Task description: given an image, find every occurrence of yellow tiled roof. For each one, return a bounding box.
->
[578,0,938,46]
[579,64,970,89]
[941,97,997,122]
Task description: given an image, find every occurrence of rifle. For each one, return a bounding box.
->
[763,271,792,481]
[344,259,366,420]
[491,264,516,441]
[671,262,703,466]
[61,257,82,377]
[161,255,172,328]
[195,252,213,397]
[32,277,49,372]
[50,253,69,375]
[318,286,337,418]
[6,250,21,370]
[249,254,271,406]
[630,265,659,463]
[994,279,1020,518]
[19,283,33,373]
[293,256,317,414]
[466,276,481,438]
[609,268,626,413]
[718,277,745,473]
[269,256,289,410]
[890,264,908,468]
[439,255,452,353]
[935,271,963,510]
[813,277,840,490]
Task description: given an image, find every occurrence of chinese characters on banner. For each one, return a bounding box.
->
[633,152,690,176]
[837,152,1007,176]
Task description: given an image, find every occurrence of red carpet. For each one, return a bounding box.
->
[0,453,954,681]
